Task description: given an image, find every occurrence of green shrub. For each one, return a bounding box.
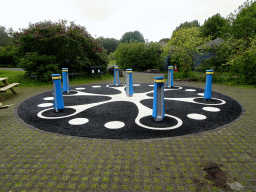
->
[15,19,108,73]
[0,46,21,67]
[115,41,164,71]
[230,48,256,85]
[18,52,60,82]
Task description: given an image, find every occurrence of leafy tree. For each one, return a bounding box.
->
[227,0,256,48]
[173,20,200,34]
[120,30,145,44]
[115,41,164,71]
[163,27,212,77]
[200,13,229,40]
[96,37,119,54]
[15,19,108,82]
[0,26,15,47]
[159,38,171,43]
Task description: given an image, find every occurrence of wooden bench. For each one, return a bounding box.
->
[0,78,20,101]
[0,102,13,109]
[0,83,20,93]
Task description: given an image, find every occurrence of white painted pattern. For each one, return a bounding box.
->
[187,113,207,120]
[105,121,125,129]
[203,107,220,112]
[38,103,53,107]
[92,85,101,88]
[44,97,54,101]
[75,87,85,90]
[185,89,196,92]
[198,93,204,96]
[69,118,89,125]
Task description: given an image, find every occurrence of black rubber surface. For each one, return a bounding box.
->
[18,83,242,139]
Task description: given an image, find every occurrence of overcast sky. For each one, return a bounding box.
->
[1,0,248,42]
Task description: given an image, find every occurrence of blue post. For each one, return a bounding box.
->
[167,66,173,88]
[204,69,214,101]
[126,69,134,97]
[52,74,64,112]
[62,68,70,93]
[114,65,120,86]
[152,76,165,122]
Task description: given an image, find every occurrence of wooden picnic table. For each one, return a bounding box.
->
[0,77,20,101]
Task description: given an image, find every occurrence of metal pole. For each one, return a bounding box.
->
[52,74,64,112]
[167,66,173,88]
[126,69,133,97]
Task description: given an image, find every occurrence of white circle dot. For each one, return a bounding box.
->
[203,107,220,112]
[76,87,85,90]
[38,103,53,107]
[69,118,89,125]
[198,93,204,96]
[185,89,196,92]
[133,84,140,86]
[44,97,54,101]
[187,113,207,120]
[105,121,125,129]
[92,85,101,88]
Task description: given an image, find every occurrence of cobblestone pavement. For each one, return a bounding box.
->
[0,72,255,192]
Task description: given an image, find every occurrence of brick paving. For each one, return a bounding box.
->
[0,72,255,192]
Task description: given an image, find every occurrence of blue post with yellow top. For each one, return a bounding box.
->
[52,74,64,112]
[126,69,134,97]
[62,68,70,93]
[204,69,214,101]
[114,65,120,86]
[152,76,165,122]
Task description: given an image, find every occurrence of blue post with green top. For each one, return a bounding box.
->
[152,76,165,122]
[167,66,173,88]
[52,74,64,112]
[204,69,214,101]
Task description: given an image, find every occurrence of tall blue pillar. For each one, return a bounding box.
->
[126,69,134,97]
[114,66,120,86]
[62,68,70,93]
[204,69,214,101]
[52,74,64,112]
[152,76,165,122]
[167,66,173,88]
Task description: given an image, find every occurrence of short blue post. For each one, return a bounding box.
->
[152,76,165,122]
[52,74,64,112]
[167,66,173,88]
[126,69,134,97]
[204,69,214,101]
[114,66,120,86]
[62,68,70,93]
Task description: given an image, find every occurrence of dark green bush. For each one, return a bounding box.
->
[18,52,60,82]
[0,46,21,67]
[15,19,108,74]
[230,48,256,85]
[115,41,164,71]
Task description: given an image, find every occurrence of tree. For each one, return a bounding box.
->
[200,13,229,40]
[120,30,145,44]
[96,37,119,54]
[16,19,108,82]
[159,38,170,43]
[172,20,200,34]
[227,0,256,48]
[115,41,164,71]
[163,27,212,76]
[0,26,15,47]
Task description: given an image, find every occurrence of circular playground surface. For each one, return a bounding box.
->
[18,83,242,139]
